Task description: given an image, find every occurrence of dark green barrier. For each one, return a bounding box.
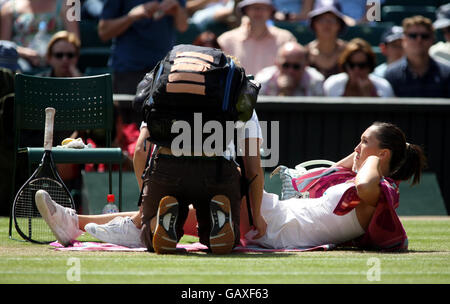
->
[256,96,450,214]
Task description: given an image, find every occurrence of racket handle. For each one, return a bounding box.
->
[44,107,56,150]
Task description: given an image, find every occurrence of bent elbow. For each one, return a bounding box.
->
[355,182,370,197]
[133,143,147,160]
[355,182,380,206]
[98,30,109,43]
[97,22,110,42]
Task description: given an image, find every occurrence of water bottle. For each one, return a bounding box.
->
[102,194,119,214]
[28,21,51,66]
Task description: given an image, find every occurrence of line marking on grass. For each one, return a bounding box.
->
[0,270,449,276]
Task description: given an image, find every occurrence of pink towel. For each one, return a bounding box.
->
[50,241,335,253]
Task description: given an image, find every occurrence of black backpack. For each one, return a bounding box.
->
[138,44,260,153]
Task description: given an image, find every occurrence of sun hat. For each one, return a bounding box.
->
[237,0,274,14]
[0,40,20,72]
[307,2,348,33]
[433,3,450,30]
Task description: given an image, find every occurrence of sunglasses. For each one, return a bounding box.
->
[346,61,369,69]
[406,32,431,40]
[53,52,76,59]
[281,62,302,70]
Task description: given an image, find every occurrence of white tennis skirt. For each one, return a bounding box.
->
[245,183,365,249]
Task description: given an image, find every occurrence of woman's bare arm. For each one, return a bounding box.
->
[98,2,159,41]
[355,155,382,207]
[133,126,151,190]
[333,152,356,169]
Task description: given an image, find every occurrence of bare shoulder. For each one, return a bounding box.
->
[270,25,296,40]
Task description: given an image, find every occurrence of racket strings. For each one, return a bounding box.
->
[14,178,73,243]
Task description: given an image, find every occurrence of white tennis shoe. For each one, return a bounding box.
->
[35,189,83,246]
[84,216,144,248]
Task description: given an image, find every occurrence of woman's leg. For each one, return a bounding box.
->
[78,211,139,231]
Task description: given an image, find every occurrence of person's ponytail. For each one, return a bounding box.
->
[372,122,427,185]
[390,143,427,185]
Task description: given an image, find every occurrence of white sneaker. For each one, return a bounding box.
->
[84,216,144,248]
[35,190,83,246]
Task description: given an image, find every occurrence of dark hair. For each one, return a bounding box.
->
[371,122,427,185]
[338,38,376,72]
[311,12,346,34]
[193,31,220,49]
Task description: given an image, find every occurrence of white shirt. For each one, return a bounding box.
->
[255,65,325,96]
[323,72,395,97]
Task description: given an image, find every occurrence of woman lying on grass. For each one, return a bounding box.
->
[244,121,426,251]
[35,121,425,252]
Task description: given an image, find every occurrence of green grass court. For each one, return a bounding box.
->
[1,216,449,284]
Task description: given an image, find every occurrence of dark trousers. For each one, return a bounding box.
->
[140,154,242,251]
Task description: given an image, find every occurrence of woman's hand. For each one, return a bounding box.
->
[356,77,374,96]
[159,0,181,16]
[128,1,159,21]
[334,152,356,170]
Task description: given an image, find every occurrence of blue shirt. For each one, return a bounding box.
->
[384,56,450,98]
[273,0,301,14]
[101,0,186,72]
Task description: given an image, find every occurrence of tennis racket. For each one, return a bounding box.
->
[12,107,74,243]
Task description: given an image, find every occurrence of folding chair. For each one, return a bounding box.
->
[9,73,123,239]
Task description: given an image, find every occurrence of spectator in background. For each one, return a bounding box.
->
[193,30,221,48]
[313,0,367,26]
[324,38,394,97]
[255,41,324,96]
[373,26,404,78]
[0,0,79,72]
[38,31,82,77]
[98,0,188,95]
[40,31,138,173]
[429,3,450,64]
[306,3,347,79]
[37,31,85,207]
[385,15,450,98]
[273,0,314,23]
[217,0,296,76]
[187,0,235,32]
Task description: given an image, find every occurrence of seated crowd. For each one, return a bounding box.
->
[1,0,448,98]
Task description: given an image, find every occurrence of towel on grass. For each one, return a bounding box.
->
[50,241,335,252]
